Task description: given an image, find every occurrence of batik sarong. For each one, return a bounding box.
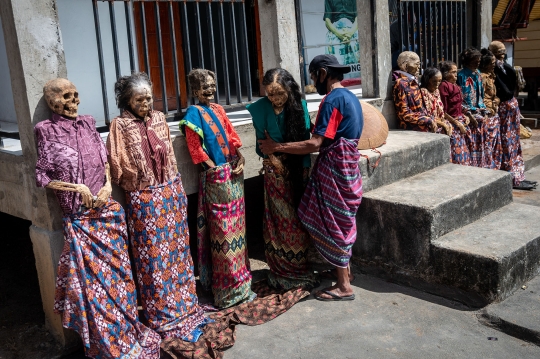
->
[466,114,485,168]
[262,162,319,290]
[298,137,363,268]
[449,117,472,166]
[483,114,502,169]
[499,98,525,185]
[54,199,161,359]
[126,174,207,340]
[197,160,256,308]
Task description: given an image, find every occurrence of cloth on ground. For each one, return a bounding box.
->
[160,280,310,359]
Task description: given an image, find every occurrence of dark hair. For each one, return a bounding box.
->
[262,68,307,206]
[438,61,457,80]
[479,48,495,73]
[420,67,441,89]
[114,72,152,110]
[459,47,481,68]
[325,67,345,81]
[187,68,216,96]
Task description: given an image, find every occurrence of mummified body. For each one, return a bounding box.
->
[36,78,161,359]
[181,68,256,308]
[106,73,208,341]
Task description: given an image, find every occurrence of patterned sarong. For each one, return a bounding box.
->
[298,138,363,268]
[126,174,206,340]
[449,116,472,166]
[54,199,161,359]
[262,164,320,290]
[197,160,256,308]
[483,114,502,169]
[466,114,485,168]
[499,98,525,185]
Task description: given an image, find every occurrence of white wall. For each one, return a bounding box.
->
[0,16,17,124]
[57,0,137,127]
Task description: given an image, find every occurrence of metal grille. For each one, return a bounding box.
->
[92,0,253,126]
[391,0,467,68]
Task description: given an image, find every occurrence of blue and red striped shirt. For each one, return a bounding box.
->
[312,88,363,146]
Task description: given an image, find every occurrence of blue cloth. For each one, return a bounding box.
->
[457,68,486,113]
[180,104,231,166]
[312,88,363,147]
[247,97,312,168]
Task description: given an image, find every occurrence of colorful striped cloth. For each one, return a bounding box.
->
[263,163,320,290]
[298,137,363,268]
[499,98,525,185]
[54,199,161,359]
[126,174,208,341]
[197,160,256,308]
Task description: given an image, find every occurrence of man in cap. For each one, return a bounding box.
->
[258,55,364,301]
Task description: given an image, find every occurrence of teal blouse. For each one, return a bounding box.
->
[246,97,312,168]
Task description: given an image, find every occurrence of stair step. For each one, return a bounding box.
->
[354,163,513,269]
[311,130,451,193]
[431,203,540,302]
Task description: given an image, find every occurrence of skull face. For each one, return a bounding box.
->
[265,81,288,114]
[128,85,153,118]
[43,78,80,118]
[194,75,216,106]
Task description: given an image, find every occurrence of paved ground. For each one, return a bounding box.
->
[2,153,540,359]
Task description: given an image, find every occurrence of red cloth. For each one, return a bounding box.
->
[132,117,169,184]
[184,103,242,165]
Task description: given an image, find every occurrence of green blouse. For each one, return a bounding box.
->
[246,97,312,168]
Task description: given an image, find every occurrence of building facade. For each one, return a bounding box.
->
[0,0,490,345]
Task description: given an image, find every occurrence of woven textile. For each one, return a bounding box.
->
[465,115,486,168]
[197,161,256,308]
[54,199,161,359]
[126,174,206,340]
[499,98,525,185]
[298,137,363,268]
[483,114,502,170]
[449,116,472,166]
[161,280,310,359]
[263,167,320,290]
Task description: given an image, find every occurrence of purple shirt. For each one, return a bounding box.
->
[35,114,108,215]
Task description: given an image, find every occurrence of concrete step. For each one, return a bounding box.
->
[521,129,540,171]
[431,203,540,303]
[354,163,513,270]
[313,130,451,193]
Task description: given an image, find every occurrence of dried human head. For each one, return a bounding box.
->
[43,78,80,118]
[397,51,421,77]
[114,72,153,118]
[479,49,496,74]
[459,47,482,70]
[488,41,506,61]
[188,69,216,106]
[438,61,458,84]
[420,67,443,93]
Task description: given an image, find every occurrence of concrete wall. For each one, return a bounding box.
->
[56,0,137,127]
[257,0,302,85]
[0,16,17,124]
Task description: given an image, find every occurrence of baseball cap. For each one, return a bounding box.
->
[308,54,351,74]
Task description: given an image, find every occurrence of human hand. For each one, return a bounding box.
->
[457,122,467,134]
[463,116,470,126]
[75,184,94,208]
[232,149,245,175]
[429,121,438,133]
[204,159,216,169]
[258,131,279,155]
[467,113,478,128]
[94,183,111,208]
[444,123,453,136]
